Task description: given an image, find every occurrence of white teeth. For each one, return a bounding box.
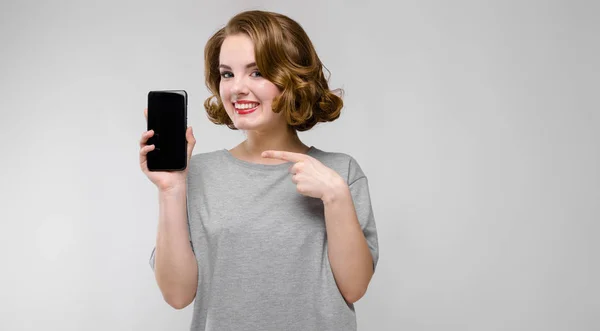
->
[234,103,259,109]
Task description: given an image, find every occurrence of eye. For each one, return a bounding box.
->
[250,70,262,78]
[220,71,233,78]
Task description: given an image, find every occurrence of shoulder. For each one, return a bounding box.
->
[188,149,226,174]
[309,146,366,185]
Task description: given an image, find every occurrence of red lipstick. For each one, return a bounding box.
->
[233,100,260,115]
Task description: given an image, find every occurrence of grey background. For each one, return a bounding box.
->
[1,0,598,330]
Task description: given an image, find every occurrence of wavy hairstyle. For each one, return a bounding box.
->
[203,10,344,131]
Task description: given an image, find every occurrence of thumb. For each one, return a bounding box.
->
[186,126,196,161]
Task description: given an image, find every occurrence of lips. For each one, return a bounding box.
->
[233,100,260,115]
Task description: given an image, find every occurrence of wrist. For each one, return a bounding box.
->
[159,184,187,197]
[321,178,350,206]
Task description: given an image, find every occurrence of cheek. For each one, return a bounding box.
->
[255,81,281,103]
[219,82,228,98]
[219,83,232,110]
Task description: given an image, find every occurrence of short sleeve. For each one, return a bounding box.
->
[347,157,380,272]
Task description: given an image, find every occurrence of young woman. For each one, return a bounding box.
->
[139,10,379,331]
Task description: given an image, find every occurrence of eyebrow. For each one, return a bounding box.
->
[218,62,257,70]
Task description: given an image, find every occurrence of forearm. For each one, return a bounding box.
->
[154,186,198,309]
[322,183,374,304]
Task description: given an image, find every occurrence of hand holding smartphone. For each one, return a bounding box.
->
[146,90,188,171]
[139,90,195,192]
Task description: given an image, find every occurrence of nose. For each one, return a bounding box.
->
[230,76,249,97]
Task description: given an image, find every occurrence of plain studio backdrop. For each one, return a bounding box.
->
[1,0,598,330]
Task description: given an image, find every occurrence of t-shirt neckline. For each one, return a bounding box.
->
[221,146,317,171]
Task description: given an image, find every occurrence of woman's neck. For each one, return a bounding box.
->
[230,126,310,164]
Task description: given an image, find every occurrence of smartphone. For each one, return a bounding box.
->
[146,90,188,171]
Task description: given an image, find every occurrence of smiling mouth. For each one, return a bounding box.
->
[233,102,260,114]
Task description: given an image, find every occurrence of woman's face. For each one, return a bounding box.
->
[218,34,285,131]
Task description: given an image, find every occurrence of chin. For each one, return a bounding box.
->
[229,113,263,131]
[228,108,282,131]
[233,121,267,131]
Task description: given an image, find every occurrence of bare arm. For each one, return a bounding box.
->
[323,183,374,304]
[154,186,198,309]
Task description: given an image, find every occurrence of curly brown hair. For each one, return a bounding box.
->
[203,10,344,131]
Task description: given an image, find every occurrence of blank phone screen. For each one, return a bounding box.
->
[146,91,187,171]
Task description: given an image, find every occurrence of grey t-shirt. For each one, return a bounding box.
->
[150,146,379,330]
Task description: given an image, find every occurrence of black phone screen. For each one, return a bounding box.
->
[146,90,187,171]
